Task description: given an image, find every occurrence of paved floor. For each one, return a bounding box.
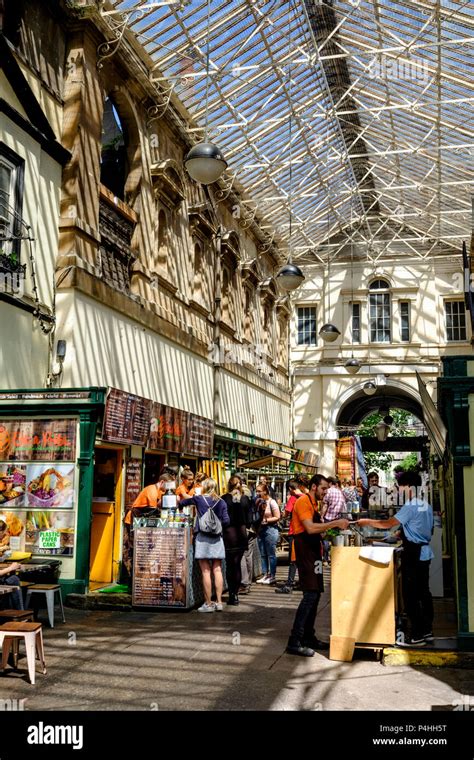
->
[0,565,472,712]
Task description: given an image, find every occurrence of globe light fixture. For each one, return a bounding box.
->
[276,262,305,292]
[383,414,394,425]
[183,0,227,186]
[345,358,361,374]
[319,323,341,343]
[184,142,227,185]
[363,381,377,396]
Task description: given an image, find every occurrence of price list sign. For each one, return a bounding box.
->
[132,527,189,607]
[102,388,152,446]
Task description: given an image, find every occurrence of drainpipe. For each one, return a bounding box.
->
[213,226,222,426]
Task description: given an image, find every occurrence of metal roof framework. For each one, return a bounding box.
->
[99,0,474,266]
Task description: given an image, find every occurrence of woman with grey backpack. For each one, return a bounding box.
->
[180,478,230,613]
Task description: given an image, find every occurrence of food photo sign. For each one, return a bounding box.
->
[25,511,75,556]
[0,418,78,557]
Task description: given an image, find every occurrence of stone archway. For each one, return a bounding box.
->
[333,379,424,429]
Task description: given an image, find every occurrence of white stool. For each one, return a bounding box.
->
[25,584,66,628]
[0,621,46,685]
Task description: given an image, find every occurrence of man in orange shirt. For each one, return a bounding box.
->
[124,468,176,525]
[286,474,350,657]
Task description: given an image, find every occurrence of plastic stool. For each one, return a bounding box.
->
[0,621,46,685]
[25,585,65,628]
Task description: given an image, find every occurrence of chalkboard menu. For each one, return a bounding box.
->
[125,458,143,506]
[132,526,189,607]
[102,389,153,446]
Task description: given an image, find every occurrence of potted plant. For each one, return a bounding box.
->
[325,527,343,546]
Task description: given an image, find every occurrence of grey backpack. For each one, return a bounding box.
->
[198,498,222,536]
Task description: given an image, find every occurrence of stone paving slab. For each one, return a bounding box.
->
[0,569,470,712]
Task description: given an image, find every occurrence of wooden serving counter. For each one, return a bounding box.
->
[329,546,398,661]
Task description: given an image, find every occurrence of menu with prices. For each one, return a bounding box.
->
[125,458,143,506]
[102,389,152,446]
[132,526,190,607]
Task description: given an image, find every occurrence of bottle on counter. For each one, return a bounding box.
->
[160,481,176,522]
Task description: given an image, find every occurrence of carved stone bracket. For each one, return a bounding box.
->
[151,159,185,210]
[188,204,216,240]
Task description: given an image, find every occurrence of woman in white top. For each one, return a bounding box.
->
[255,484,281,585]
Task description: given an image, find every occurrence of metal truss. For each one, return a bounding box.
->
[100,0,473,263]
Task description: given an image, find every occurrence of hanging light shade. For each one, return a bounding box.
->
[375,420,391,442]
[319,324,341,343]
[184,142,227,184]
[363,381,377,396]
[383,414,394,425]
[276,262,305,291]
[345,358,361,375]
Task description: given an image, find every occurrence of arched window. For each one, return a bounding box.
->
[244,287,252,341]
[222,266,231,323]
[100,97,127,199]
[369,278,391,343]
[264,301,274,357]
[194,242,203,302]
[157,209,168,272]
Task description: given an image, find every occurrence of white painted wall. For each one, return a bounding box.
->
[56,290,291,443]
[291,260,469,470]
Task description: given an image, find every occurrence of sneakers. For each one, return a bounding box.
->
[396,636,426,648]
[423,632,434,642]
[275,585,292,594]
[197,602,215,613]
[238,585,250,595]
[215,603,224,611]
[256,575,270,584]
[261,576,276,585]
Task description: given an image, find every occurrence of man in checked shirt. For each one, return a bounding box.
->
[321,476,347,522]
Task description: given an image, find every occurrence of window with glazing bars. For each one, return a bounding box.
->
[297,306,317,346]
[369,280,391,343]
[400,301,410,342]
[351,302,361,343]
[445,301,467,342]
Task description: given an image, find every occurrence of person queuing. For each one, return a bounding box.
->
[275,479,302,594]
[176,467,195,499]
[239,476,261,594]
[222,477,249,605]
[286,474,350,657]
[255,484,281,585]
[181,478,230,613]
[255,475,276,500]
[357,471,434,647]
[321,477,346,522]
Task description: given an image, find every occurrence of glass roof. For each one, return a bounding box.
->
[100,0,474,264]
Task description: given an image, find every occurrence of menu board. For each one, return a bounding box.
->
[125,458,143,507]
[148,403,214,457]
[102,388,153,446]
[132,527,189,607]
[188,415,214,458]
[0,420,76,461]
